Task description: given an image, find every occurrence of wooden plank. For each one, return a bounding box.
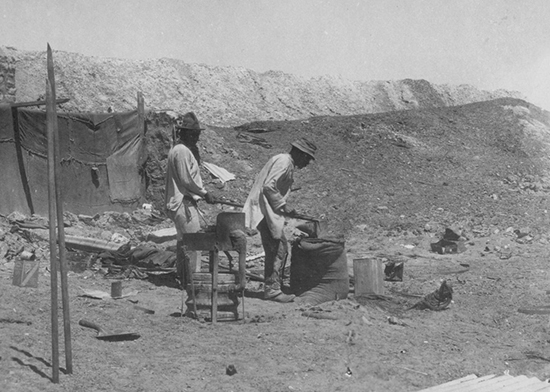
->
[10,98,69,108]
[419,374,550,392]
[147,227,177,243]
[65,235,122,252]
[419,374,488,392]
[529,381,550,391]
[476,375,520,390]
[476,375,535,392]
[464,375,517,391]
[438,375,501,392]
[418,374,479,392]
[496,376,548,392]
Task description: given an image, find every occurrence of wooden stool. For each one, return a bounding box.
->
[181,212,246,323]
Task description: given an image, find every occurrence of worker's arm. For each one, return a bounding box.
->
[172,147,207,199]
[261,157,293,212]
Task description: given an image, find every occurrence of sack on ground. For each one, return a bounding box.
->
[290,237,349,306]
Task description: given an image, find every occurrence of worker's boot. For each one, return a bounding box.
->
[264,286,295,303]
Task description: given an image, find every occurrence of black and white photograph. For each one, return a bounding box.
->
[2,1,550,391]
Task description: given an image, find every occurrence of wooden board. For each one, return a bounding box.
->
[12,259,40,288]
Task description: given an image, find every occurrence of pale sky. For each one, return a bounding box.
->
[2,0,550,110]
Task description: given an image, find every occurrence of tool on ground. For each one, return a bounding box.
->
[213,198,245,209]
[285,212,319,222]
[196,204,209,226]
[79,319,140,341]
[133,305,155,315]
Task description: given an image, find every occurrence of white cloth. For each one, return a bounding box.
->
[202,161,236,183]
[164,144,207,214]
[243,153,295,240]
[164,143,207,273]
[170,200,201,272]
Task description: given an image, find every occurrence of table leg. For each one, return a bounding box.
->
[211,249,218,324]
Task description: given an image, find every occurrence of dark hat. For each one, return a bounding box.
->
[176,112,205,131]
[291,138,317,159]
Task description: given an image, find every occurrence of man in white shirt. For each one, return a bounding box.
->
[165,112,215,285]
[243,138,317,302]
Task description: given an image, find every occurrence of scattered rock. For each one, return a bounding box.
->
[226,364,237,376]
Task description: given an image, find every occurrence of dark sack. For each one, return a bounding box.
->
[290,237,349,306]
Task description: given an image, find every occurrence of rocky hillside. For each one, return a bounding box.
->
[0,46,524,127]
[142,97,550,241]
[4,46,550,240]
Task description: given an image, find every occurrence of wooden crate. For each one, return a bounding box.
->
[12,259,40,288]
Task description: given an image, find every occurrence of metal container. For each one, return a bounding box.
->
[111,281,123,298]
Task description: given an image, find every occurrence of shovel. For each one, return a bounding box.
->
[212,198,320,221]
[78,319,140,341]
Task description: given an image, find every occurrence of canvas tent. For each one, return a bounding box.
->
[0,103,147,216]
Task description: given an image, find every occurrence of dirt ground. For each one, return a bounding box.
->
[3,213,550,392]
[3,98,550,391]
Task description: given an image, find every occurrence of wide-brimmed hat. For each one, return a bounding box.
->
[176,112,205,131]
[291,138,317,159]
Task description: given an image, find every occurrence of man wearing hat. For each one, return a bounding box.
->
[165,112,215,284]
[243,137,317,302]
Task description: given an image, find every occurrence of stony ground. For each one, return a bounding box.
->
[3,214,550,392]
[3,96,550,391]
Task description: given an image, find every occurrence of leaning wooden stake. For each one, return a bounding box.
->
[46,43,59,384]
[47,44,72,375]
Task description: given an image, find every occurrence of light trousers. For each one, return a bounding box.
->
[257,218,288,291]
[168,199,202,275]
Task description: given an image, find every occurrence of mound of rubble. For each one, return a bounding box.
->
[142,97,550,241]
[0,46,524,127]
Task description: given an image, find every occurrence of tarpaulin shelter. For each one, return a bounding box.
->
[0,100,147,216]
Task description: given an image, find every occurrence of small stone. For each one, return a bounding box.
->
[226,364,237,376]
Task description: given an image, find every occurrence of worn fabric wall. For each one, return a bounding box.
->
[0,108,146,216]
[0,104,29,214]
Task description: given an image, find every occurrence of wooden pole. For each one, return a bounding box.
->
[45,43,59,384]
[47,44,72,375]
[10,98,69,108]
[353,258,384,296]
[137,91,144,134]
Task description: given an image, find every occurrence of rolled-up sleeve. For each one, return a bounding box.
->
[173,147,207,197]
[262,156,292,211]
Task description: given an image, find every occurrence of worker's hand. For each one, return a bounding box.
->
[204,192,215,204]
[279,204,296,217]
